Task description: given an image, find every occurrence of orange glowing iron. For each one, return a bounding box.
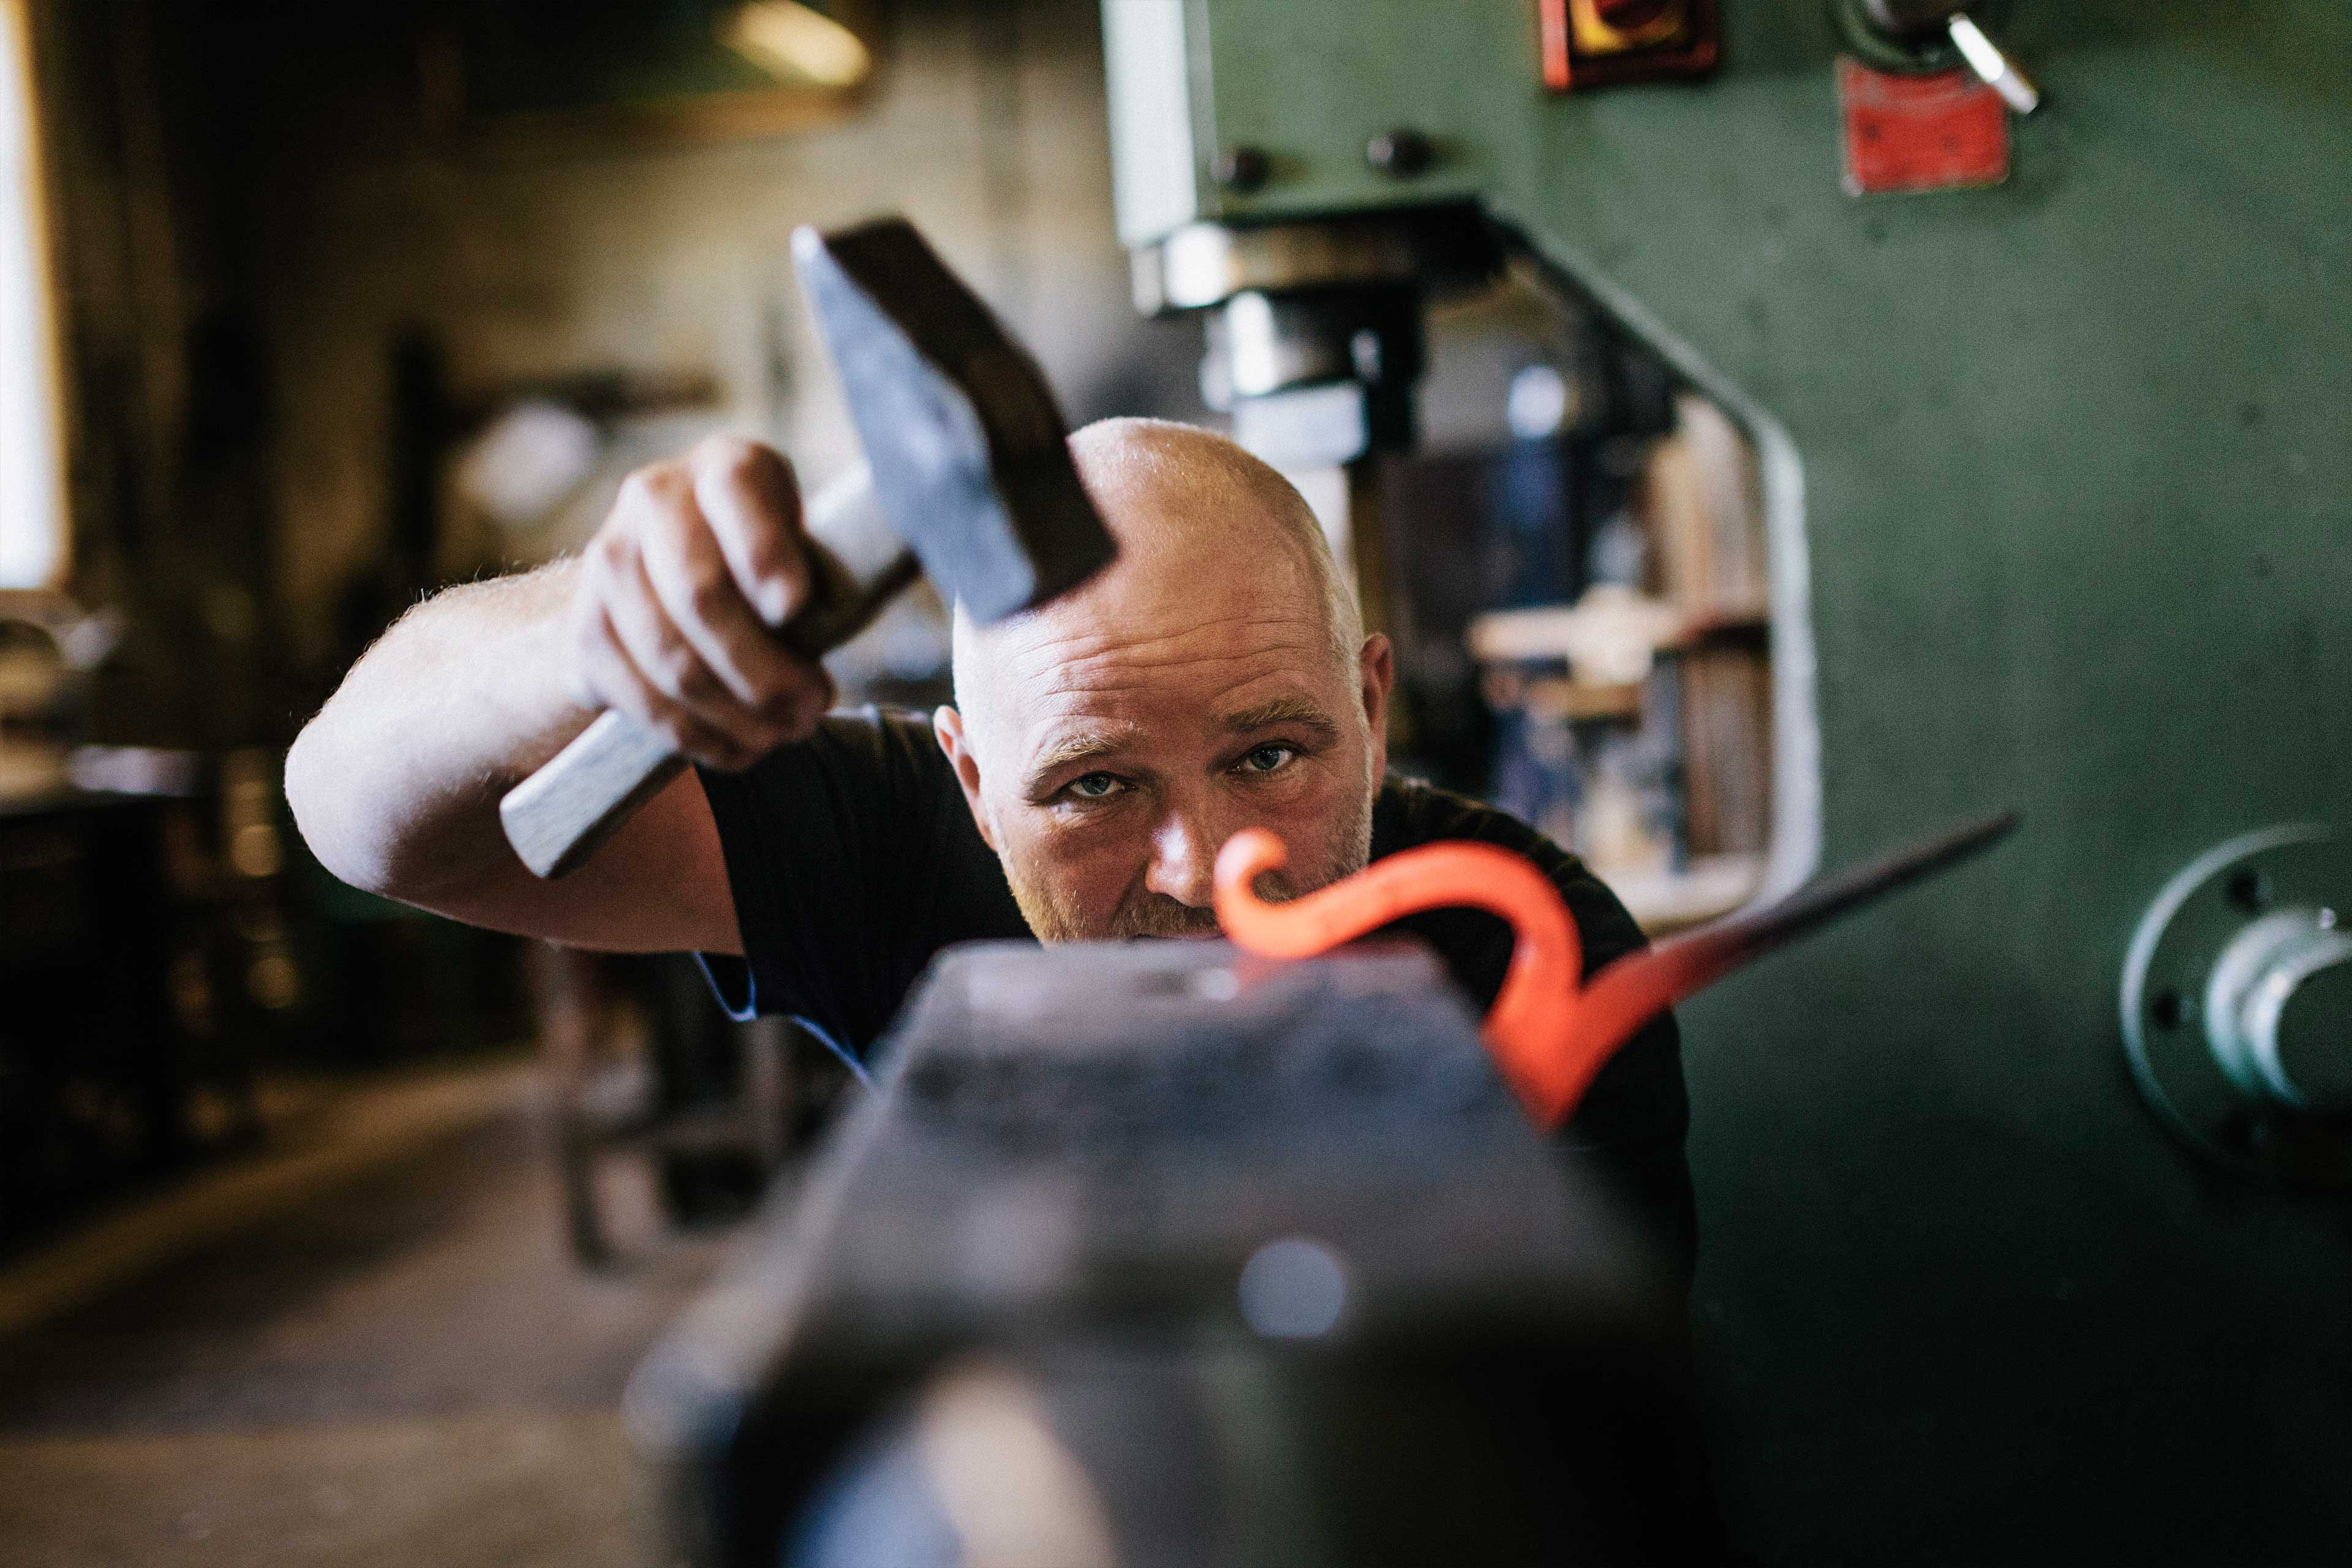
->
[1213,811,2018,1127]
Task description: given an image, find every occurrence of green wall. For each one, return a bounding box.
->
[1128,0,2352,1557]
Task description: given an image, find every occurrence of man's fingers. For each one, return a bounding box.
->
[576,605,759,771]
[692,439,812,628]
[570,442,837,771]
[592,536,784,753]
[638,513,828,728]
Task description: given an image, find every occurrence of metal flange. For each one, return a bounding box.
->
[2120,824,2352,1185]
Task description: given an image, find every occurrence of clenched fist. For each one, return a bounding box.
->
[569,436,834,770]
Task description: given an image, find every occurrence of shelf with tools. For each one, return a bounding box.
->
[1461,392,1776,934]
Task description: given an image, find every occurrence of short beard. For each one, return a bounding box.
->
[1002,786,1376,944]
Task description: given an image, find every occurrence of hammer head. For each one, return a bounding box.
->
[791,219,1116,625]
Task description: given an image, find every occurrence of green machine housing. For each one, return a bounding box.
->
[1101,1,2351,1561]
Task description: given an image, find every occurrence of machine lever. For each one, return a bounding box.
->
[1947,12,2041,113]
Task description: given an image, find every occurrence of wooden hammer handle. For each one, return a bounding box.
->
[499,469,916,880]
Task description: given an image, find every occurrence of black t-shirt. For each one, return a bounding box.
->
[696,707,1695,1280]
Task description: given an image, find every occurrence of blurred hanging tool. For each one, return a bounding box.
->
[1215,810,2019,1125]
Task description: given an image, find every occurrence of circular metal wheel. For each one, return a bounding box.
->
[2120,824,2352,1186]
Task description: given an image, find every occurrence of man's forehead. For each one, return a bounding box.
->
[1006,624,1335,735]
[996,603,1327,682]
[968,552,1329,701]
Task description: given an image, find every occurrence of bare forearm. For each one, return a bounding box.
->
[288,562,590,903]
[287,438,824,953]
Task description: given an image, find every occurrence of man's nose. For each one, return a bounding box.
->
[1143,805,1227,907]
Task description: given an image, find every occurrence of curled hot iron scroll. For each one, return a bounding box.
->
[1213,811,2019,1127]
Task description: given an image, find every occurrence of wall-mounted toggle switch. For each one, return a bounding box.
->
[1853,1,2041,112]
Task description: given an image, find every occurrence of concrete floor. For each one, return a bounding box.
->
[0,1066,728,1567]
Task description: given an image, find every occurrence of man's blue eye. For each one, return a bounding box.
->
[1067,772,1121,799]
[1242,744,1295,773]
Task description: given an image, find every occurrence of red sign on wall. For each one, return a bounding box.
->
[1838,58,2008,195]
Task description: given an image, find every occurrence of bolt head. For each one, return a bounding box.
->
[1365,127,1434,178]
[1214,145,1271,193]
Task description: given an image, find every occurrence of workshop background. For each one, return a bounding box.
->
[0,1,2345,1565]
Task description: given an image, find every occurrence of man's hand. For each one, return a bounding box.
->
[571,436,835,771]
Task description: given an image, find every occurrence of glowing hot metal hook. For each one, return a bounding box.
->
[1213,812,2018,1127]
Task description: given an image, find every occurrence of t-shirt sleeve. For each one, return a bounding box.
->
[693,707,1023,1059]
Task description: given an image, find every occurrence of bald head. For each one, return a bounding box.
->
[953,417,1361,728]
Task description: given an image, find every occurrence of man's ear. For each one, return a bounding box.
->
[1357,633,1394,780]
[932,705,999,852]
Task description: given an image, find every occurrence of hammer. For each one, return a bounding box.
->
[499,218,1117,879]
